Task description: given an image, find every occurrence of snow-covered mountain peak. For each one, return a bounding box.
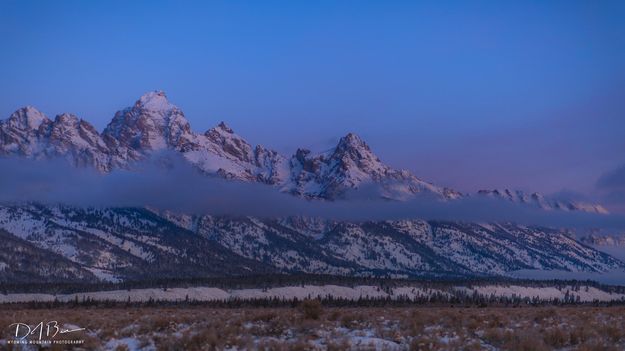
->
[336,132,367,149]
[0,106,51,157]
[6,106,50,131]
[332,133,379,163]
[53,113,80,126]
[316,133,394,192]
[203,122,254,163]
[103,91,192,152]
[135,90,175,112]
[43,112,112,171]
[331,133,383,171]
[285,133,457,200]
[215,121,234,134]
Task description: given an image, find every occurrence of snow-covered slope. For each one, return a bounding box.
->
[182,121,291,184]
[0,228,96,283]
[0,204,275,282]
[0,203,620,283]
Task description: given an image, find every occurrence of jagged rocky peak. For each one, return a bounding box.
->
[293,148,317,171]
[0,106,51,156]
[204,121,254,163]
[286,132,455,200]
[103,91,192,152]
[205,121,236,138]
[252,144,289,183]
[336,132,369,151]
[49,113,103,145]
[215,121,234,134]
[179,118,289,184]
[42,112,111,171]
[5,106,50,131]
[331,132,385,173]
[49,113,82,146]
[334,133,376,160]
[53,112,80,126]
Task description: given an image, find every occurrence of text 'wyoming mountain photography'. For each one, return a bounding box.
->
[1,1,625,350]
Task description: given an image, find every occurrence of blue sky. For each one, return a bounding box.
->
[1,0,624,207]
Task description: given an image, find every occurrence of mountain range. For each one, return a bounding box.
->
[3,90,608,209]
[0,91,619,283]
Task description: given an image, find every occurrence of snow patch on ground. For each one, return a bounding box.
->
[456,284,625,302]
[1,284,623,304]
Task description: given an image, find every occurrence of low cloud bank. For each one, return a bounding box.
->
[597,164,625,190]
[596,163,625,214]
[1,155,625,229]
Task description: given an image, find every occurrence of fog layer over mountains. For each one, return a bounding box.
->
[1,155,623,231]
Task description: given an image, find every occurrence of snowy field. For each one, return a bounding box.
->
[2,306,625,350]
[1,283,624,304]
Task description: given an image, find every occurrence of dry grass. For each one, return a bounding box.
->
[1,306,625,350]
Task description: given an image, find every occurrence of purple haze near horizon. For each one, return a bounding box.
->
[1,1,624,212]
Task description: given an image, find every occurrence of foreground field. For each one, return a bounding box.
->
[2,305,625,350]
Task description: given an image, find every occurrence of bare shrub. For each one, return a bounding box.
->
[604,325,624,343]
[251,311,278,322]
[299,299,323,320]
[543,327,568,348]
[327,338,350,351]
